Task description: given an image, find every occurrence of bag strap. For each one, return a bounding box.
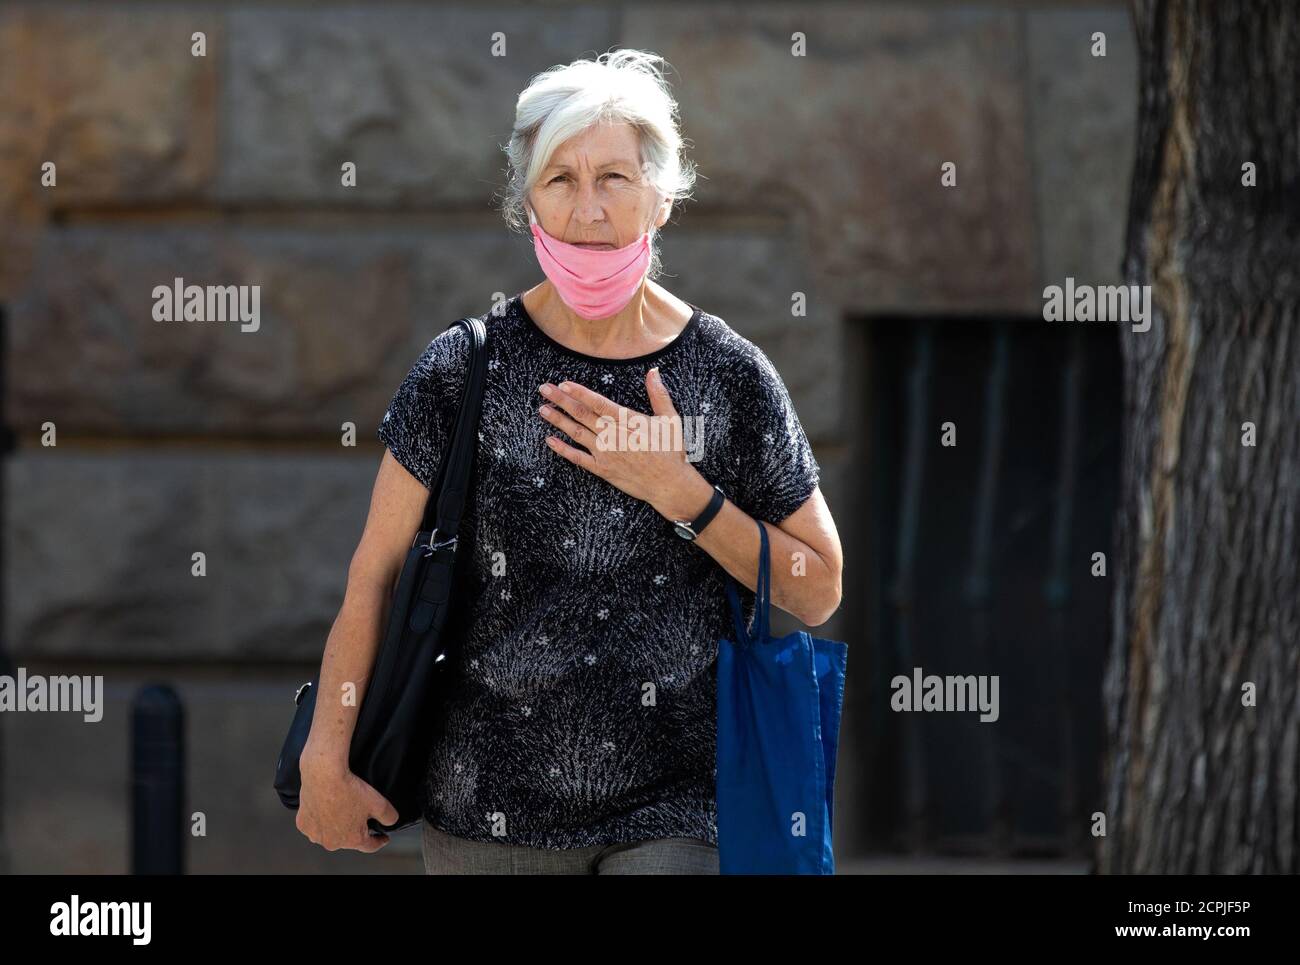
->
[417,316,489,543]
[724,519,771,644]
[404,316,488,636]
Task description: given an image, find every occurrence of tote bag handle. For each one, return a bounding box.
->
[724,519,771,646]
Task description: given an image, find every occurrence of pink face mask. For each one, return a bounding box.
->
[528,206,652,320]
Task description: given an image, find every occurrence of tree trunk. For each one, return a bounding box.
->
[1102,0,1300,873]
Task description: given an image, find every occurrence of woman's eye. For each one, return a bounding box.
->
[547,172,625,185]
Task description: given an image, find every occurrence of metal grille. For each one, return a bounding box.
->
[864,318,1121,858]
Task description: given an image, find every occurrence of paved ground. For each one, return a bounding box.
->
[837,855,1090,874]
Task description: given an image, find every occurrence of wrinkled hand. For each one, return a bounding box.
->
[296,752,398,853]
[537,367,705,519]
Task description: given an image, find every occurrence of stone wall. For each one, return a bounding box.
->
[0,1,1136,872]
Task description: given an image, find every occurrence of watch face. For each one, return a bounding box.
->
[673,521,696,540]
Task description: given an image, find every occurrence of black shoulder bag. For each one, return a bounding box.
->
[273,315,488,835]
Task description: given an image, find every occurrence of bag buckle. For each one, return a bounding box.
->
[418,528,458,556]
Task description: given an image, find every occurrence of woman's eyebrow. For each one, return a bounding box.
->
[545,160,635,173]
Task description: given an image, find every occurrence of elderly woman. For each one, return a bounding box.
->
[296,49,843,875]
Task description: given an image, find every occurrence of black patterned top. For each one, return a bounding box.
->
[376,291,820,849]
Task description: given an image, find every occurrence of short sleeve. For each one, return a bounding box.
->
[727,346,821,524]
[376,324,471,490]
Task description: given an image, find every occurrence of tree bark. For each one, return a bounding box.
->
[1102,0,1300,873]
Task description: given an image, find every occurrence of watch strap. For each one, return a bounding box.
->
[688,484,726,536]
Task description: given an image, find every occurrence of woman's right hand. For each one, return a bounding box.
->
[295,749,400,853]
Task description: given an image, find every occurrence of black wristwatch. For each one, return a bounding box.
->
[672,484,726,541]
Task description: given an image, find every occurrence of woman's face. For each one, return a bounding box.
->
[528,121,668,250]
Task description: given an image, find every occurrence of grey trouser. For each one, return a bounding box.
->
[421,819,720,875]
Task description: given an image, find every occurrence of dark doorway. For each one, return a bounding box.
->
[861,317,1122,860]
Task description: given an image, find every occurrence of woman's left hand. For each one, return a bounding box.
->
[537,367,711,520]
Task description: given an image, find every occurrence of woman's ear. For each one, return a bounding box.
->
[655,197,672,229]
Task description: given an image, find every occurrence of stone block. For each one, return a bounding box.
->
[627,4,1041,313]
[1026,8,1137,288]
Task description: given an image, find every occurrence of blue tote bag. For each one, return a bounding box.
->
[717,519,849,874]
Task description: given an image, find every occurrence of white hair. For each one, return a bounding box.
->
[498,49,698,280]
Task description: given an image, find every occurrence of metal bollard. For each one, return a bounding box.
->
[131,684,185,875]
